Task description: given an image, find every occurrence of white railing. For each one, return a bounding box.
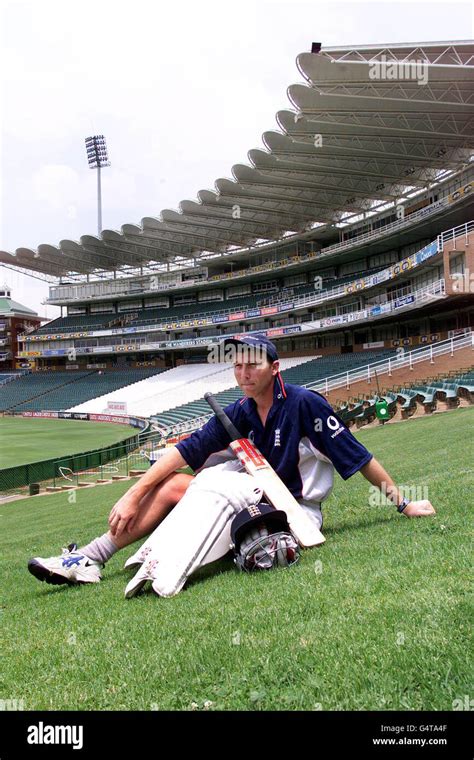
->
[308,332,473,395]
[0,370,30,386]
[437,220,474,251]
[153,413,212,438]
[0,374,17,386]
[296,278,446,334]
[318,199,448,258]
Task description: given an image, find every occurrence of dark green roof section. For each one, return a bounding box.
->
[0,297,38,316]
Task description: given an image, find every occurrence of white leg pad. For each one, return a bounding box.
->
[124,460,245,570]
[124,465,262,598]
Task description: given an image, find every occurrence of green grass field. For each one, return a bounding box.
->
[0,417,135,469]
[1,408,472,710]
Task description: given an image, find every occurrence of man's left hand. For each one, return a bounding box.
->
[402,500,436,517]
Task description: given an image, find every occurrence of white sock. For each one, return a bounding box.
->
[78,534,118,564]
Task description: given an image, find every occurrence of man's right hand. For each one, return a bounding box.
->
[108,491,141,538]
[107,446,187,538]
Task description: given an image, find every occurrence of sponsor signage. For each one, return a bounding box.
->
[419,334,440,343]
[266,325,301,339]
[391,338,413,347]
[362,341,385,349]
[343,243,438,296]
[448,181,473,204]
[394,294,415,309]
[448,327,472,338]
[128,416,148,429]
[345,278,369,294]
[321,315,344,327]
[22,412,59,419]
[390,256,416,278]
[372,270,390,284]
[167,337,209,348]
[416,241,437,264]
[89,414,131,424]
[107,401,127,413]
[22,410,143,428]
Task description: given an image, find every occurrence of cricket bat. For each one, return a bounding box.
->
[204,392,325,548]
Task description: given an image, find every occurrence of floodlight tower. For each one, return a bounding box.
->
[85,135,110,235]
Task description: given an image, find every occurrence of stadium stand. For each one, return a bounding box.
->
[0,372,23,385]
[32,313,117,335]
[69,355,317,416]
[398,387,437,414]
[0,371,92,410]
[336,369,474,428]
[150,349,397,431]
[0,368,162,412]
[396,390,419,418]
[29,266,390,337]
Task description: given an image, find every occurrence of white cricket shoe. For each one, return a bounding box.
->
[124,557,160,598]
[123,543,153,570]
[28,543,103,586]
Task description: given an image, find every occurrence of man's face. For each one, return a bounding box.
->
[233,353,279,399]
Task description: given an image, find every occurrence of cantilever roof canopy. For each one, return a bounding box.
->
[1,40,473,279]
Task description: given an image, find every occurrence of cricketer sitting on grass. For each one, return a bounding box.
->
[28,334,436,597]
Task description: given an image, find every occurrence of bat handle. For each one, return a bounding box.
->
[204,392,241,441]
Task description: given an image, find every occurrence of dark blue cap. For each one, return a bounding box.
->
[231,502,290,550]
[222,333,279,363]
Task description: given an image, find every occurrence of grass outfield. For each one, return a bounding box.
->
[0,417,136,469]
[1,407,472,711]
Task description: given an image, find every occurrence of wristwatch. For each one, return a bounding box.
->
[397,497,411,513]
